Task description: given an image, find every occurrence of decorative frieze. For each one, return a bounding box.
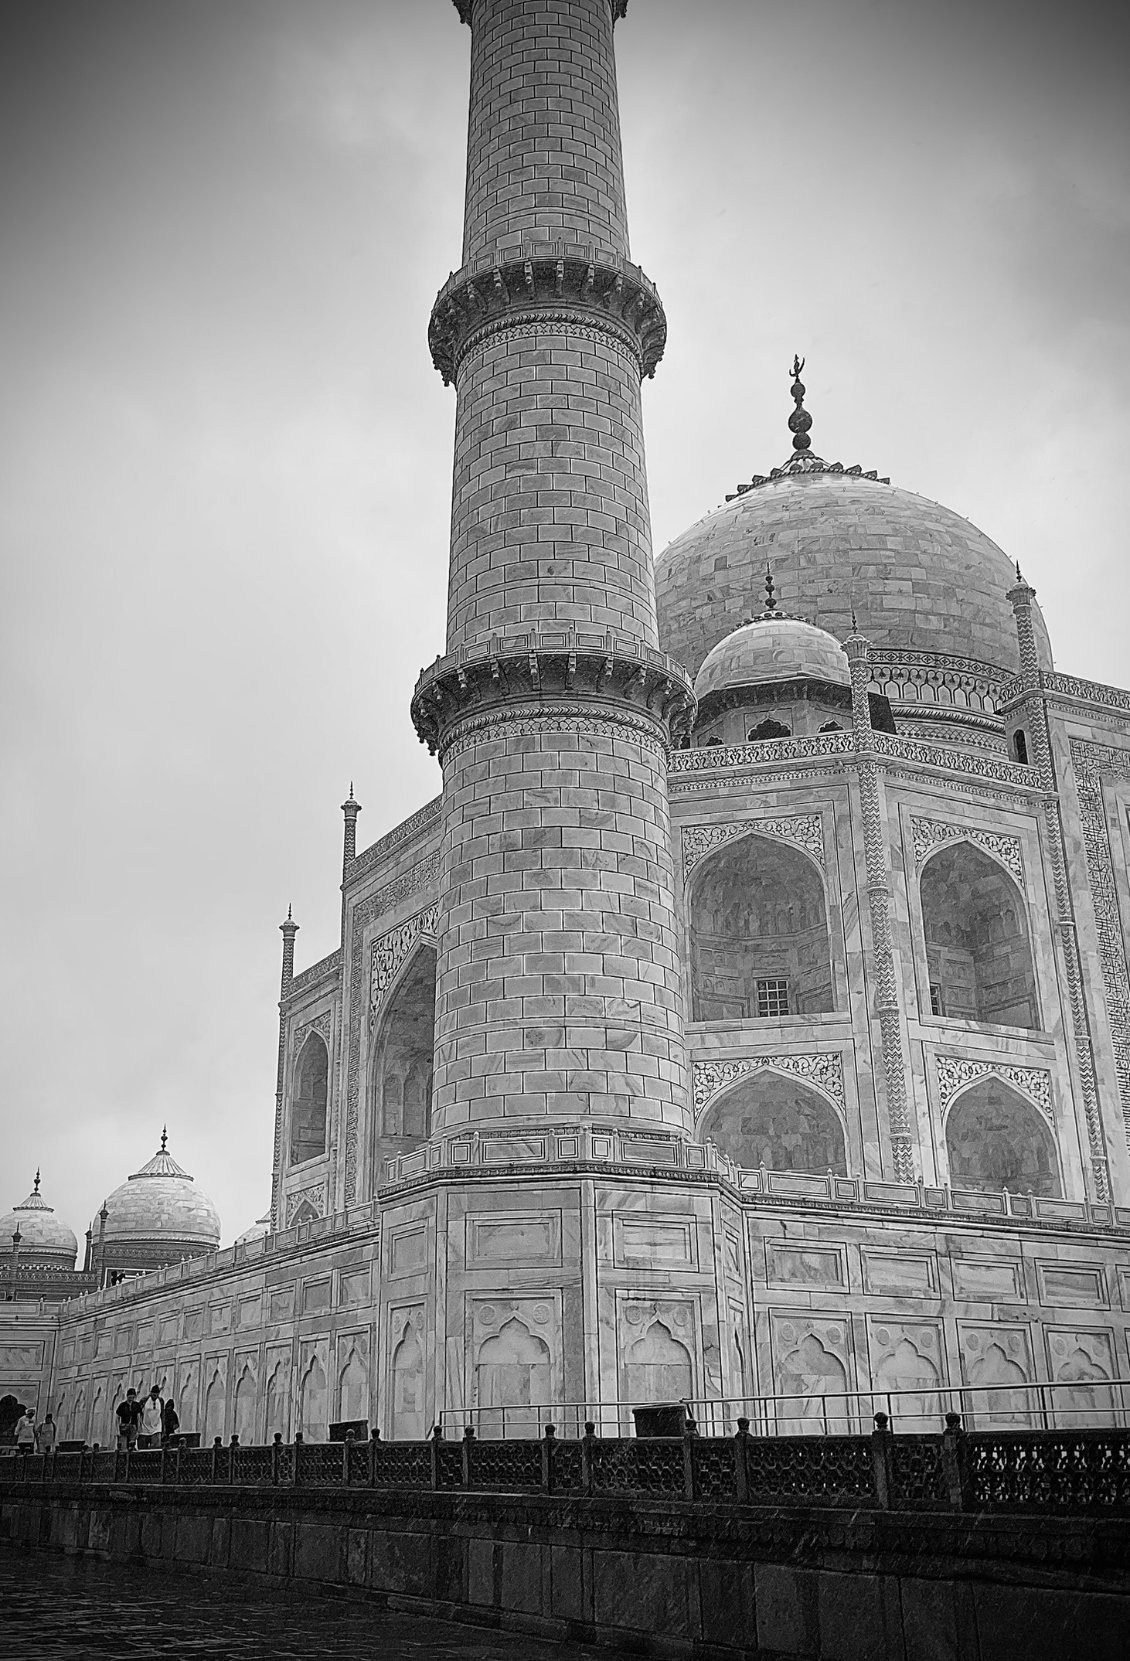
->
[672,731,854,774]
[442,705,671,767]
[935,1055,1053,1119]
[682,814,825,879]
[1071,738,1130,1158]
[692,1053,845,1120]
[370,905,439,1023]
[910,816,1025,887]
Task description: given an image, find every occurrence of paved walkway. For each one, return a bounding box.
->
[0,1550,609,1659]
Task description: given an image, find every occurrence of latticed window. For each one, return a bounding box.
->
[929,982,943,1016]
[756,978,790,1018]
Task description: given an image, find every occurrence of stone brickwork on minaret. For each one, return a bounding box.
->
[415,0,696,1136]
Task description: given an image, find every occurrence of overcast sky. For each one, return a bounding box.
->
[2,0,1127,1248]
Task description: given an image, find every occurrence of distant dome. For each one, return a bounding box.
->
[694,613,850,703]
[94,1133,220,1260]
[235,1213,270,1246]
[0,1172,78,1266]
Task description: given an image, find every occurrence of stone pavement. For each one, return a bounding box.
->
[0,1550,609,1660]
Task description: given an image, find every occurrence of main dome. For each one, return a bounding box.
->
[95,1133,220,1258]
[0,1172,78,1266]
[655,363,1052,684]
[657,469,1053,682]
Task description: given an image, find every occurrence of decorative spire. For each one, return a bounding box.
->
[33,1169,40,1195]
[788,354,812,454]
[160,1126,168,1152]
[764,562,778,613]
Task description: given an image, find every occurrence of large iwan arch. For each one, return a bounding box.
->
[920,842,1039,1029]
[699,1068,848,1176]
[945,1077,1062,1197]
[689,835,834,1022]
[371,944,436,1183]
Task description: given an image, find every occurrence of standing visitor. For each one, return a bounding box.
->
[115,1388,141,1450]
[14,1409,36,1451]
[138,1385,164,1448]
[36,1414,56,1453]
[161,1396,179,1445]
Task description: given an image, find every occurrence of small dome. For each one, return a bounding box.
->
[235,1212,271,1246]
[94,1132,220,1258]
[694,613,851,703]
[0,1172,78,1266]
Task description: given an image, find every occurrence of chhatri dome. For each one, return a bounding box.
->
[0,1171,78,1266]
[656,357,1054,681]
[94,1130,221,1265]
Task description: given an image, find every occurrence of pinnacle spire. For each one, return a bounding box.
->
[764,561,778,613]
[160,1126,168,1152]
[33,1168,40,1194]
[788,354,812,454]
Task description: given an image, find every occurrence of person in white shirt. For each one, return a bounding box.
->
[14,1410,37,1451]
[138,1386,164,1449]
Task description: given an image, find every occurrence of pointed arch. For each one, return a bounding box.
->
[264,1360,288,1442]
[204,1370,226,1445]
[920,841,1039,1029]
[290,1031,329,1166]
[699,1066,847,1176]
[688,832,834,1021]
[945,1076,1061,1197]
[233,1364,257,1445]
[370,942,436,1182]
[299,1353,328,1442]
[289,1198,319,1227]
[623,1319,693,1406]
[473,1318,551,1438]
[390,1318,425,1440]
[338,1347,369,1423]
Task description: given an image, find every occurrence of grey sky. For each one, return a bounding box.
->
[2,0,1127,1246]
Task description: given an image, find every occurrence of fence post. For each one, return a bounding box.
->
[734,1417,750,1504]
[541,1423,555,1495]
[940,1412,968,1511]
[344,1430,354,1487]
[682,1426,696,1502]
[271,1433,281,1487]
[461,1425,475,1490]
[429,1424,442,1491]
[160,1442,168,1485]
[293,1431,303,1488]
[369,1427,379,1487]
[170,1440,181,1486]
[870,1413,891,1509]
[581,1421,596,1498]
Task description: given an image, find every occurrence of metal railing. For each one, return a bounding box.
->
[438,1377,1130,1441]
[3,1419,1129,1517]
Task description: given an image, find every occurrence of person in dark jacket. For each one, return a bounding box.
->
[161,1397,180,1444]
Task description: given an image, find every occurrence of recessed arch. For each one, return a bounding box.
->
[289,1032,329,1166]
[945,1076,1061,1197]
[699,1067,848,1176]
[371,943,436,1184]
[689,833,835,1021]
[920,841,1039,1029]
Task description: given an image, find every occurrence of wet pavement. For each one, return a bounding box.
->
[0,1549,611,1660]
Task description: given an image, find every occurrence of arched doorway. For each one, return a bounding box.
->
[289,1033,329,1166]
[689,836,834,1021]
[699,1069,847,1176]
[945,1078,1061,1197]
[371,946,436,1182]
[920,843,1039,1028]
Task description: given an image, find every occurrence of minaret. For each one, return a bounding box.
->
[413,0,696,1138]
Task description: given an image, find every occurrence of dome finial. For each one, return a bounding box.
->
[764,562,777,613]
[161,1125,168,1152]
[788,354,812,454]
[33,1168,40,1194]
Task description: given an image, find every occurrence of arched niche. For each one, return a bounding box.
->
[700,1069,847,1176]
[689,834,834,1021]
[920,842,1039,1029]
[945,1077,1062,1198]
[371,945,436,1182]
[289,1032,329,1166]
[473,1317,551,1439]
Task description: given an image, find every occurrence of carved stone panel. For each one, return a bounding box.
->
[1045,1327,1116,1425]
[767,1312,854,1433]
[693,1052,845,1120]
[469,1294,562,1436]
[1036,1262,1108,1308]
[296,1337,330,1442]
[951,1257,1025,1302]
[613,1215,698,1271]
[936,1055,1052,1118]
[467,1212,562,1268]
[910,816,1024,886]
[387,1304,427,1441]
[683,815,826,878]
[956,1324,1034,1427]
[616,1297,697,1410]
[765,1241,847,1291]
[866,1318,946,1426]
[861,1249,938,1298]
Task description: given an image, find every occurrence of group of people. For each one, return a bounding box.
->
[11,1409,55,1452]
[115,1385,179,1449]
